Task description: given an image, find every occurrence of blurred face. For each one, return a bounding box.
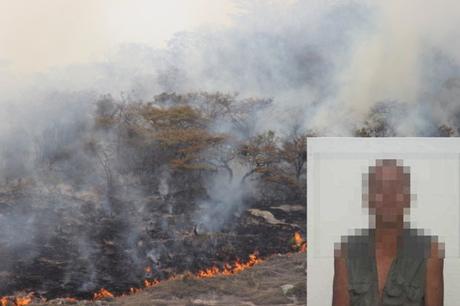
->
[368,164,410,224]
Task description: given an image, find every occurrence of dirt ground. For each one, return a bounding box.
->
[31,252,306,306]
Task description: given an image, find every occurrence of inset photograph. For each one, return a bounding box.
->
[307,138,460,306]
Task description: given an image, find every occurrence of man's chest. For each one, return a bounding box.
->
[375,255,395,297]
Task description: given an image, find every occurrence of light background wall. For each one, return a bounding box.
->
[307,137,460,306]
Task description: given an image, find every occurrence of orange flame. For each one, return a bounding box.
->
[292,232,307,252]
[0,250,269,303]
[196,266,220,278]
[143,279,160,288]
[1,297,8,306]
[15,293,34,306]
[15,296,33,306]
[1,293,34,306]
[93,288,114,300]
[195,252,262,278]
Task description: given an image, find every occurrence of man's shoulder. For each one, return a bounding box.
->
[335,229,374,259]
[403,228,444,258]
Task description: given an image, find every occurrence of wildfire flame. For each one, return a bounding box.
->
[15,295,33,306]
[0,248,286,303]
[0,252,263,305]
[142,252,263,286]
[0,293,34,306]
[292,231,307,252]
[196,252,262,278]
[143,279,160,288]
[93,288,114,300]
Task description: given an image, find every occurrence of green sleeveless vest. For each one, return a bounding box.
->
[346,228,431,306]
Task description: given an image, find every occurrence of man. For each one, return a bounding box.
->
[332,159,444,306]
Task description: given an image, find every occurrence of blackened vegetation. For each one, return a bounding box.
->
[0,92,308,299]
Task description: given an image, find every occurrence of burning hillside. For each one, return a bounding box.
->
[0,93,307,303]
[0,251,305,306]
[0,236,305,305]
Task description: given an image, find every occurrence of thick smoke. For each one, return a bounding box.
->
[3,2,460,135]
[326,0,460,135]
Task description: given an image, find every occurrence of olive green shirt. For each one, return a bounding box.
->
[346,228,432,306]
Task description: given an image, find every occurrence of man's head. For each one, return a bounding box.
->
[365,159,411,226]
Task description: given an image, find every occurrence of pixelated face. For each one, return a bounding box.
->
[368,162,410,223]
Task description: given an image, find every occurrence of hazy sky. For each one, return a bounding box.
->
[2,0,460,136]
[0,0,237,75]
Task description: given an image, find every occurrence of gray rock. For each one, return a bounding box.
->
[280,284,295,295]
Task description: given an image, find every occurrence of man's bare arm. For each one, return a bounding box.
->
[425,242,444,306]
[332,255,350,306]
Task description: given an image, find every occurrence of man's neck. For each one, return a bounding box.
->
[374,217,404,257]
